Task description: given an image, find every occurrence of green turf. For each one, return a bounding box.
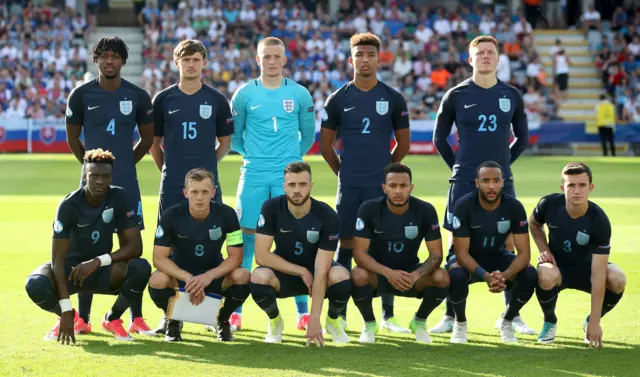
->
[1,155,639,377]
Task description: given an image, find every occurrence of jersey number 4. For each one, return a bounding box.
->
[182,122,197,140]
[106,119,115,135]
[478,114,497,132]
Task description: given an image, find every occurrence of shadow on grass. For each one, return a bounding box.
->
[74,328,640,377]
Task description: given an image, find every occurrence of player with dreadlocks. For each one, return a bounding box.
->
[64,36,156,337]
[25,149,152,343]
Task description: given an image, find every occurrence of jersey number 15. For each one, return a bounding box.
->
[182,122,197,139]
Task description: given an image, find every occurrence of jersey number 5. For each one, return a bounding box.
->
[478,114,497,132]
[182,122,197,140]
[295,241,304,255]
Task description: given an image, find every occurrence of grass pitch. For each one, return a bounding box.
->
[0,154,639,377]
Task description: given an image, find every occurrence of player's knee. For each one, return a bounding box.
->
[109,261,129,285]
[448,267,469,285]
[606,266,626,293]
[537,265,561,290]
[351,267,369,286]
[25,274,54,305]
[250,268,272,285]
[328,265,350,285]
[431,268,451,288]
[231,267,251,285]
[149,270,173,289]
[519,265,538,285]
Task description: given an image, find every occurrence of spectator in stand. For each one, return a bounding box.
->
[583,5,602,52]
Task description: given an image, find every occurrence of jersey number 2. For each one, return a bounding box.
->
[361,118,371,134]
[106,119,115,135]
[478,114,497,132]
[182,122,197,139]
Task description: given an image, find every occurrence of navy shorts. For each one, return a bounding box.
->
[177,275,225,295]
[336,184,384,238]
[257,261,340,298]
[446,250,517,284]
[65,262,118,296]
[375,263,423,298]
[554,262,613,294]
[444,180,516,231]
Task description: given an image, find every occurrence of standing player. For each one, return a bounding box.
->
[350,163,448,344]
[150,39,233,216]
[249,162,351,345]
[530,163,625,347]
[431,35,534,335]
[25,149,152,343]
[148,168,250,342]
[231,37,316,331]
[447,161,537,344]
[320,32,411,332]
[65,36,155,337]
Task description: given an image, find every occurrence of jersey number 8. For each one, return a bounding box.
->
[195,244,204,256]
[478,114,497,132]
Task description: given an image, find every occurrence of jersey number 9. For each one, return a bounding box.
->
[478,114,497,132]
[182,122,197,140]
[91,231,100,244]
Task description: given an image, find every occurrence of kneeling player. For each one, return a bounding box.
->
[351,163,449,344]
[447,161,537,344]
[250,162,351,345]
[531,163,626,347]
[148,168,250,342]
[25,149,151,343]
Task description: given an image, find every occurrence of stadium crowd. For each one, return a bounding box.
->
[0,1,89,120]
[1,1,639,124]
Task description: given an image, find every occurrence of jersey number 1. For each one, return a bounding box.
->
[478,114,497,132]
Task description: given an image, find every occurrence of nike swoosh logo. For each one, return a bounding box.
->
[374,230,385,234]
[548,224,559,228]
[77,223,90,227]
[168,109,180,114]
[178,234,189,238]
[464,104,477,109]
[88,106,99,110]
[280,229,292,233]
[251,105,262,110]
[344,107,355,112]
[471,225,482,228]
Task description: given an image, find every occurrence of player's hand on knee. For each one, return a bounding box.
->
[387,270,413,292]
[58,311,76,346]
[300,269,314,296]
[69,259,100,287]
[587,321,603,348]
[306,317,324,348]
[538,251,556,265]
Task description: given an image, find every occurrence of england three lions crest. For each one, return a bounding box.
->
[283,100,295,113]
[376,100,388,115]
[120,100,133,115]
[499,98,511,113]
[200,104,212,119]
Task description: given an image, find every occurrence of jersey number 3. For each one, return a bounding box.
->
[478,114,497,132]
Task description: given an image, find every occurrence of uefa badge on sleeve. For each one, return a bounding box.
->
[155,226,164,238]
[120,100,133,115]
[200,104,212,119]
[355,218,365,231]
[258,214,265,227]
[499,98,511,113]
[53,220,63,233]
[452,216,461,230]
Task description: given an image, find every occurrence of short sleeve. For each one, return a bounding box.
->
[154,207,175,247]
[136,89,153,125]
[52,198,76,239]
[392,90,410,130]
[152,91,165,137]
[420,202,441,242]
[318,208,340,251]
[532,195,552,225]
[320,91,341,130]
[256,199,277,236]
[451,199,471,238]
[114,188,140,232]
[65,87,83,125]
[591,211,611,255]
[215,92,234,137]
[354,201,375,239]
[510,199,529,234]
[222,204,243,246]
